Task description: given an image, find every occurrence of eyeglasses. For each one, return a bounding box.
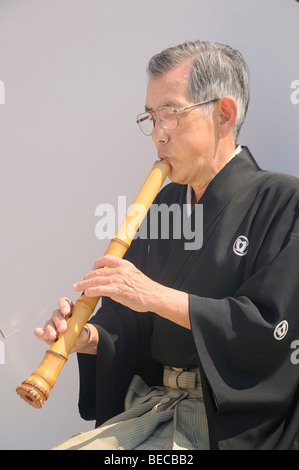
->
[136,98,220,136]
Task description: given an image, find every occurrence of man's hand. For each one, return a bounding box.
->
[34,297,74,344]
[34,254,190,354]
[34,297,99,354]
[72,254,191,329]
[72,255,159,313]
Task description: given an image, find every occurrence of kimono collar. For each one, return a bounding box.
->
[185,145,243,216]
[196,146,262,237]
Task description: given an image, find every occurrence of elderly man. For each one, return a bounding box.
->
[36,40,299,450]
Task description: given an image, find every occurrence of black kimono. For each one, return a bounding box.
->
[77,147,299,450]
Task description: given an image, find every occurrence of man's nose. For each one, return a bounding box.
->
[151,121,170,145]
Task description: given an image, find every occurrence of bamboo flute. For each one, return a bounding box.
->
[16,159,170,408]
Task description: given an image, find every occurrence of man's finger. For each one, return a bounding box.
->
[58,297,74,316]
[92,254,125,270]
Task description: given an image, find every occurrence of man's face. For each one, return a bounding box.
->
[145,62,220,191]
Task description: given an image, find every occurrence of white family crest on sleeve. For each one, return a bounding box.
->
[233,235,249,256]
[274,320,289,340]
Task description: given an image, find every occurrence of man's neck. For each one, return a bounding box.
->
[190,144,242,209]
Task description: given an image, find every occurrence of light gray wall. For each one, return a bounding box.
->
[0,0,298,449]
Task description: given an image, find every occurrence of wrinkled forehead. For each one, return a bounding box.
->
[145,61,193,111]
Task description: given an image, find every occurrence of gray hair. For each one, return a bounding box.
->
[147,40,250,139]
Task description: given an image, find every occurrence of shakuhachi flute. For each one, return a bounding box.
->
[16,159,170,408]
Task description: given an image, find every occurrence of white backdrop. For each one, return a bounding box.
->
[0,0,298,450]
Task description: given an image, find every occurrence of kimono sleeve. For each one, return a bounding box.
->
[77,301,161,425]
[189,208,299,415]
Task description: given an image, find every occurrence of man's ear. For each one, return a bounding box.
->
[216,96,238,138]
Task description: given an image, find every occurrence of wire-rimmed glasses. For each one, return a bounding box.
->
[136,98,220,136]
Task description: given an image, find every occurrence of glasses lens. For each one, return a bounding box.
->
[137,107,179,135]
[157,108,177,130]
[137,112,153,135]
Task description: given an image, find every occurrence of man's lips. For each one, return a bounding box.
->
[158,153,171,161]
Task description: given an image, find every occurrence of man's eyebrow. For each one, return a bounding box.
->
[144,101,181,113]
